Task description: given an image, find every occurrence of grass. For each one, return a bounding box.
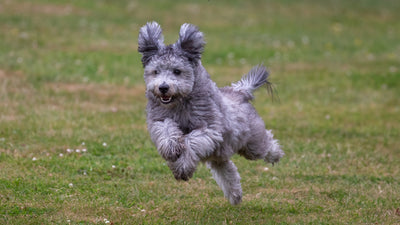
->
[1,0,399,224]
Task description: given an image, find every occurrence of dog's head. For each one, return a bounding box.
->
[138,22,205,106]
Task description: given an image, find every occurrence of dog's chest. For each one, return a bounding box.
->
[172,109,196,134]
[173,97,219,134]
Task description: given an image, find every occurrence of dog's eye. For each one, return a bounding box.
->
[153,70,159,75]
[173,69,181,75]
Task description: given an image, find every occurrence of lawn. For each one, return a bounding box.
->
[1,0,399,224]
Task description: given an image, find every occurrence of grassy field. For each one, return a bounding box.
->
[1,0,399,224]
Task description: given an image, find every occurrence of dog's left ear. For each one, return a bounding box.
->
[176,23,205,62]
[138,21,165,67]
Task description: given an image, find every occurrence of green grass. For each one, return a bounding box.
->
[1,0,399,224]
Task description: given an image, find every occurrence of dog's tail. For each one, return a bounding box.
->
[231,65,273,101]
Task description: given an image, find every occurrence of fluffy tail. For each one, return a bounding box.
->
[231,65,273,101]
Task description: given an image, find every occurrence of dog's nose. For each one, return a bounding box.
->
[159,82,169,94]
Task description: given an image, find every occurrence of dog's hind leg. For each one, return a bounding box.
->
[238,121,284,164]
[263,129,284,164]
[207,160,242,205]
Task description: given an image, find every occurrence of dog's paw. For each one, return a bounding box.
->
[168,157,196,181]
[163,149,181,162]
[163,137,185,162]
[228,191,242,205]
[164,153,180,162]
[172,167,194,181]
[173,170,191,181]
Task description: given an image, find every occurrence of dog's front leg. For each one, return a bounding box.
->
[167,147,199,181]
[148,118,185,162]
[185,125,223,160]
[167,126,223,181]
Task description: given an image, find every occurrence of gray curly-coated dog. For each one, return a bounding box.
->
[138,22,284,205]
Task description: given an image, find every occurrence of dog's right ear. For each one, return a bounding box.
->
[138,21,164,67]
[176,23,205,63]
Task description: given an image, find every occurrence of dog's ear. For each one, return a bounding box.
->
[176,23,205,62]
[138,21,164,66]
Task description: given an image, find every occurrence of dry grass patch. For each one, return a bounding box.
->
[0,69,33,94]
[0,1,88,16]
[43,82,146,112]
[46,82,145,100]
[0,70,35,121]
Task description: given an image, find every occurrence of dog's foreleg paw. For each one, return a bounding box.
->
[160,137,186,162]
[168,154,197,181]
[171,164,195,181]
[173,171,191,181]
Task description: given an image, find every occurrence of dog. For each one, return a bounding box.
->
[138,22,284,205]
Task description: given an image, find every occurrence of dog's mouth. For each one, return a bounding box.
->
[160,95,173,104]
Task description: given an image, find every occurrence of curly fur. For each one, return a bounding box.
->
[138,22,284,205]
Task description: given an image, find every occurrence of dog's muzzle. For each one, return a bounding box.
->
[159,82,173,104]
